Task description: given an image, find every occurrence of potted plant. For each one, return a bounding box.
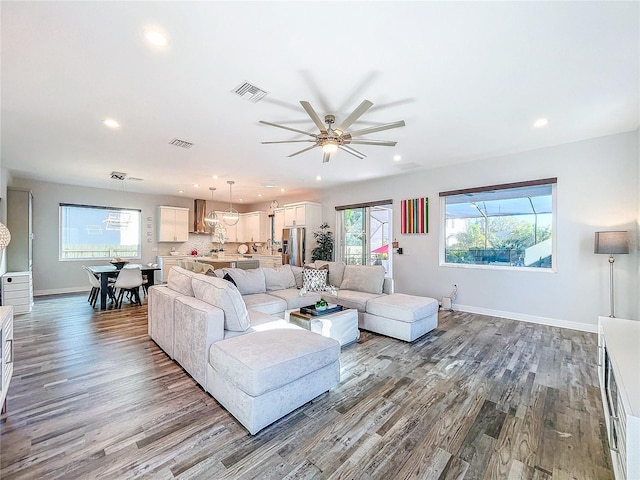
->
[311,222,334,262]
[315,298,327,311]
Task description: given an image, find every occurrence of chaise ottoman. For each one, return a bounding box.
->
[206,328,340,435]
[361,293,439,342]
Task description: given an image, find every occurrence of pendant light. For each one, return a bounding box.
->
[204,187,219,229]
[222,180,239,226]
[0,222,11,250]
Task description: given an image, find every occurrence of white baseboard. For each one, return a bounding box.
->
[452,303,597,333]
[35,286,90,297]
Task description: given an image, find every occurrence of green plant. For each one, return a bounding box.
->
[311,222,334,262]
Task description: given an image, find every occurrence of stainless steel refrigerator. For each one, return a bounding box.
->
[282,227,305,266]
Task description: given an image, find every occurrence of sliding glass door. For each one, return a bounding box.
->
[337,203,393,276]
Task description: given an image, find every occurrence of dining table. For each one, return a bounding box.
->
[87,264,160,310]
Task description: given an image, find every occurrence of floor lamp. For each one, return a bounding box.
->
[594,231,629,318]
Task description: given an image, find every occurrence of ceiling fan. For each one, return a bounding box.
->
[260,100,406,163]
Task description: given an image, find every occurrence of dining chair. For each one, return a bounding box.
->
[83,266,102,307]
[113,265,143,308]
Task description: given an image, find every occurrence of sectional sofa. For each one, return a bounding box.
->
[147,262,439,434]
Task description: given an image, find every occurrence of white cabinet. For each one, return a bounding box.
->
[157,206,190,242]
[157,255,188,283]
[0,306,14,413]
[598,316,640,480]
[240,212,269,242]
[2,272,33,315]
[283,202,322,228]
[273,208,285,245]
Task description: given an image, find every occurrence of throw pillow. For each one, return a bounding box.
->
[223,272,237,287]
[291,265,304,288]
[314,261,346,287]
[340,264,386,294]
[263,264,296,291]
[221,268,266,295]
[302,268,328,292]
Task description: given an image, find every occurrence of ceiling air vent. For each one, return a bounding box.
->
[110,171,127,180]
[233,81,268,103]
[169,138,194,149]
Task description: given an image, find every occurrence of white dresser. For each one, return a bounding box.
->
[0,306,14,413]
[2,271,33,315]
[598,317,640,480]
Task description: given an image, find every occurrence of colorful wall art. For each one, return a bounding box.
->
[401,197,428,234]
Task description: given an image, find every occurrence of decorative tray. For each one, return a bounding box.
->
[299,304,343,316]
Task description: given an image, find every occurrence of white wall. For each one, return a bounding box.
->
[320,131,638,331]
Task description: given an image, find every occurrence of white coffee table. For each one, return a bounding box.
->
[288,306,359,347]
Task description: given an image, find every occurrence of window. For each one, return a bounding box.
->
[336,200,393,276]
[59,204,142,260]
[440,178,556,269]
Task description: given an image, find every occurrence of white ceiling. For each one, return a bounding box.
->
[1,1,638,203]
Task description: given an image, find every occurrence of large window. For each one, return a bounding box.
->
[441,178,556,269]
[59,204,142,260]
[336,200,393,276]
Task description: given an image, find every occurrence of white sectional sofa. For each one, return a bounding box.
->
[147,262,439,433]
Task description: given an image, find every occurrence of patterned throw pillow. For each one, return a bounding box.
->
[302,268,328,292]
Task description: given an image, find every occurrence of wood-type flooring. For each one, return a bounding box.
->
[0,293,613,479]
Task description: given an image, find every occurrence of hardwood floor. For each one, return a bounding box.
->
[1,293,613,479]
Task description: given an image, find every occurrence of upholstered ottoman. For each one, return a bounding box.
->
[206,328,340,435]
[362,293,439,342]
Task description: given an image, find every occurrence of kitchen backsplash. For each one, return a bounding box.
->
[158,233,275,256]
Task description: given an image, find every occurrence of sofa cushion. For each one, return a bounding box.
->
[263,264,296,291]
[209,329,340,397]
[340,265,386,294]
[291,265,304,288]
[268,288,322,310]
[314,261,346,287]
[243,293,287,316]
[366,294,439,322]
[167,266,196,297]
[330,289,384,313]
[223,268,266,295]
[191,274,250,332]
[303,267,328,291]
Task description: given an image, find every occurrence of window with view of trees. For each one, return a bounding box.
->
[59,204,141,260]
[441,179,556,269]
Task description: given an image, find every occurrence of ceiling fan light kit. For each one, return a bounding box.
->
[261,99,405,163]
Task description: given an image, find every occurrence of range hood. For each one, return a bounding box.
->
[193,199,208,233]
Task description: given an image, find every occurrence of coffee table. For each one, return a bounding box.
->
[289,306,359,347]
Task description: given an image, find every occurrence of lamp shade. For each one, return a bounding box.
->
[594,231,629,254]
[0,222,11,250]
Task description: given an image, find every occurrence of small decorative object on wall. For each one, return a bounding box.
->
[401,197,428,234]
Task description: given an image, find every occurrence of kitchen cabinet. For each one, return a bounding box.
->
[0,306,14,414]
[240,212,269,242]
[157,255,188,283]
[273,208,285,245]
[598,316,640,480]
[157,206,189,242]
[283,202,322,229]
[2,272,33,315]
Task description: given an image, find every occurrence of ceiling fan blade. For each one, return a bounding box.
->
[338,145,366,159]
[262,140,316,144]
[259,120,317,137]
[349,120,406,138]
[322,151,331,163]
[349,140,398,146]
[287,145,318,158]
[334,100,374,135]
[300,101,327,133]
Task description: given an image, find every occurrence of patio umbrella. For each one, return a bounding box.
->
[371,244,389,254]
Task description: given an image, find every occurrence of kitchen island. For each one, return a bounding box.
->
[194,256,260,270]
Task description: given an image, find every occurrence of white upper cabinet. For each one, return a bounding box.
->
[273,208,285,244]
[157,206,190,242]
[283,202,322,229]
[241,211,269,242]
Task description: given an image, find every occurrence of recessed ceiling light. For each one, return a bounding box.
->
[533,118,549,128]
[258,193,262,197]
[280,188,285,192]
[144,28,170,47]
[393,154,402,162]
[264,183,275,188]
[178,190,184,194]
[316,176,322,181]
[212,175,219,179]
[103,118,120,129]
[239,198,243,202]
[193,184,199,188]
